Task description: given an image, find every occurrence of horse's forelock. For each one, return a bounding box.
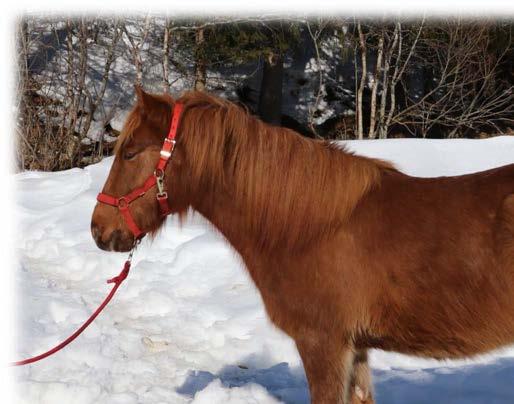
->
[114,106,143,156]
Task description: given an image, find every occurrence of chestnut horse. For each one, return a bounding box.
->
[91,87,514,404]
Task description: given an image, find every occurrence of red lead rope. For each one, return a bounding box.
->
[10,258,132,366]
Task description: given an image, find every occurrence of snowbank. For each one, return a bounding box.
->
[12,137,514,403]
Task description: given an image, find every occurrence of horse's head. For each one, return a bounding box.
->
[91,86,189,252]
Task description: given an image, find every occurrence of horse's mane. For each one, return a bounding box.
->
[172,91,396,251]
[114,92,176,155]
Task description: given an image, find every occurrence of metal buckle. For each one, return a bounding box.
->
[154,170,165,195]
[160,150,172,158]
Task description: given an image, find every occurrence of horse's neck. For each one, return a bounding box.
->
[194,191,256,258]
[188,130,384,259]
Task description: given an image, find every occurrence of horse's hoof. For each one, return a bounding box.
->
[351,386,375,404]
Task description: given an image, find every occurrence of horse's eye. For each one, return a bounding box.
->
[123,150,138,160]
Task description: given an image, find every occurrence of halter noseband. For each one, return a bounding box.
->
[96,103,184,239]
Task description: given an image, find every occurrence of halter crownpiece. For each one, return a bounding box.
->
[97,103,185,239]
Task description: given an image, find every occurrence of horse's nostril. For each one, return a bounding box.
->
[91,223,112,251]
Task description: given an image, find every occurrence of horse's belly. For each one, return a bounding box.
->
[371,281,514,359]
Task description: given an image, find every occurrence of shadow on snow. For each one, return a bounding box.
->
[176,357,514,403]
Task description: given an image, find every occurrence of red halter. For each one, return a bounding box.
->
[96,103,184,239]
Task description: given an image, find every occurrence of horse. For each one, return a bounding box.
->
[91,86,514,404]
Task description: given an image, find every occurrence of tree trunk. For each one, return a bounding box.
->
[162,20,171,93]
[17,19,30,170]
[81,22,121,145]
[368,33,384,139]
[378,23,399,139]
[258,52,283,126]
[194,27,206,91]
[356,22,367,140]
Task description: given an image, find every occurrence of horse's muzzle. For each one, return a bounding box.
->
[91,222,135,252]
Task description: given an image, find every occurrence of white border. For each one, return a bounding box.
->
[1,1,513,402]
[12,0,514,17]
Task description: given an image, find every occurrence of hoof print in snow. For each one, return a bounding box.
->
[141,336,170,352]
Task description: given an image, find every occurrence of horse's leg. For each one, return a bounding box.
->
[349,349,375,404]
[296,336,355,404]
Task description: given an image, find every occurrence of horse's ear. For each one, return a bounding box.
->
[134,84,172,130]
[134,84,151,110]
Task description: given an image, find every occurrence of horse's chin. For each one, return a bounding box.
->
[112,239,137,253]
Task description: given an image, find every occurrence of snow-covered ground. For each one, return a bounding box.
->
[12,137,514,403]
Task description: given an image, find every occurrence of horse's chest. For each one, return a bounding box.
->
[249,262,343,335]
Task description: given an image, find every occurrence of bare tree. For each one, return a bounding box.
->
[194,27,206,91]
[305,20,328,137]
[162,19,172,93]
[392,20,513,138]
[122,16,151,86]
[378,22,400,139]
[368,28,384,139]
[80,20,122,161]
[356,21,367,139]
[18,18,125,170]
[383,20,424,137]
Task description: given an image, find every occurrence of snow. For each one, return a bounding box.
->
[12,136,514,403]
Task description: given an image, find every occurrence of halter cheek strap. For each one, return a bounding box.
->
[96,103,185,239]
